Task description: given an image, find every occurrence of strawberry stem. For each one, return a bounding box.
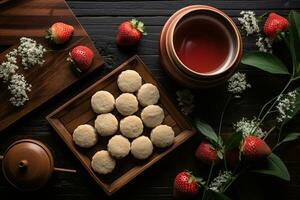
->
[130,18,147,35]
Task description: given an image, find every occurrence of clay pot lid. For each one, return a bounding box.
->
[1,139,54,191]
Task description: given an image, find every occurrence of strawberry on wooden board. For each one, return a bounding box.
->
[173,171,201,199]
[116,18,147,47]
[195,141,219,165]
[263,12,289,38]
[67,45,94,73]
[242,136,271,160]
[45,22,74,44]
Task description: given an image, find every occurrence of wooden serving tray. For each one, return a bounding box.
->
[0,0,104,132]
[47,55,195,195]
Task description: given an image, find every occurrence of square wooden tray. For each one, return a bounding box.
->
[47,55,195,195]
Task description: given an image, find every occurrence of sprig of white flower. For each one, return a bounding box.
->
[233,117,266,138]
[0,49,18,82]
[238,11,260,35]
[227,72,251,98]
[17,37,46,69]
[276,90,298,122]
[256,36,273,53]
[176,89,195,115]
[209,171,232,192]
[8,74,32,107]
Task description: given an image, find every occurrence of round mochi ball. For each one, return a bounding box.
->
[120,115,143,138]
[73,124,97,148]
[137,83,160,106]
[91,150,116,175]
[108,135,131,159]
[131,136,153,160]
[115,93,139,116]
[91,91,115,114]
[151,125,175,148]
[117,70,142,93]
[95,113,118,136]
[141,105,164,128]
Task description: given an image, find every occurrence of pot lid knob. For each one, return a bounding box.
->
[1,139,54,191]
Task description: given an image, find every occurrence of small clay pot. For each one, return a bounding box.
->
[160,5,243,88]
[0,139,76,191]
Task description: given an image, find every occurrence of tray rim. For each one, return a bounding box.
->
[47,55,195,195]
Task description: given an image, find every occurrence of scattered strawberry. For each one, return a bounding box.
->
[195,141,219,165]
[67,45,94,73]
[116,18,147,47]
[263,12,289,38]
[173,171,200,198]
[45,22,74,44]
[242,136,271,160]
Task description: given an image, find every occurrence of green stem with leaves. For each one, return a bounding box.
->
[202,163,215,200]
[251,77,294,135]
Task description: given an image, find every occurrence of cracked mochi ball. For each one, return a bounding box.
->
[141,105,164,128]
[131,136,153,159]
[137,83,160,106]
[91,90,115,114]
[73,124,97,148]
[120,115,143,138]
[91,150,116,174]
[150,125,175,148]
[115,93,139,116]
[117,70,142,93]
[95,113,118,136]
[108,135,131,159]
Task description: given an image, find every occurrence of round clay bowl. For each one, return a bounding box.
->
[1,139,54,191]
[160,5,242,88]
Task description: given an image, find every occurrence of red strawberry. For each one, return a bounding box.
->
[173,171,200,198]
[195,141,219,165]
[68,45,94,73]
[263,12,289,38]
[116,18,147,47]
[242,136,271,160]
[46,22,74,44]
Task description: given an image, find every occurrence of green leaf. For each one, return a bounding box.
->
[274,133,300,149]
[289,11,300,39]
[217,150,224,159]
[241,52,290,75]
[194,118,219,144]
[288,11,300,76]
[252,153,290,181]
[225,133,243,151]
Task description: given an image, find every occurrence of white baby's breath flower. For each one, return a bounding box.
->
[17,37,46,69]
[176,89,195,115]
[227,72,251,98]
[209,171,232,192]
[233,117,266,138]
[276,90,298,122]
[238,11,260,35]
[8,74,32,107]
[0,49,19,82]
[256,36,272,53]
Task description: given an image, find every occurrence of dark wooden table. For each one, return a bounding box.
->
[1,1,300,199]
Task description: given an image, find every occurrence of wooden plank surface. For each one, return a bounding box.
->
[0,0,300,200]
[0,0,104,131]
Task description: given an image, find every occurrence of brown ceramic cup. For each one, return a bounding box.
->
[160,5,242,88]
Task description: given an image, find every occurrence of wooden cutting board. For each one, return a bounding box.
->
[0,0,104,132]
